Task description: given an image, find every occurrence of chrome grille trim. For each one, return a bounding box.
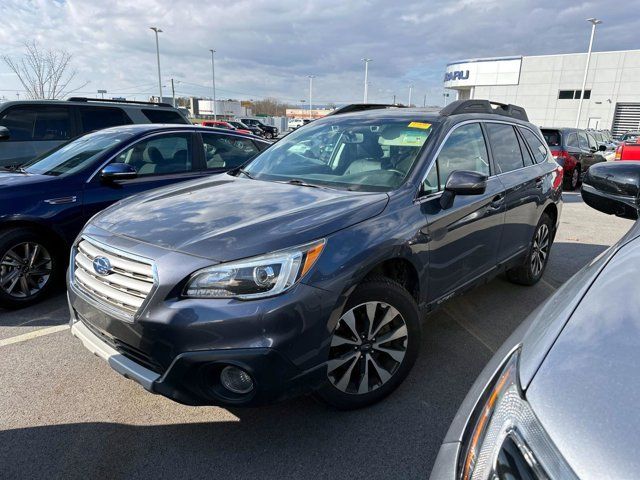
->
[71,236,157,322]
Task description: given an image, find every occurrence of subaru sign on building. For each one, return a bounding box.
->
[443,50,640,135]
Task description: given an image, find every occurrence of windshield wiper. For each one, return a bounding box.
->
[283,179,322,189]
[1,164,27,173]
[236,168,254,179]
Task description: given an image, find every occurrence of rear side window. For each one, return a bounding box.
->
[565,132,579,148]
[142,109,188,124]
[485,123,524,174]
[202,133,260,170]
[520,128,549,164]
[516,133,535,167]
[78,107,132,133]
[541,129,561,147]
[0,105,72,141]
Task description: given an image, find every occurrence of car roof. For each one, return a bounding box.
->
[0,99,179,110]
[83,123,268,140]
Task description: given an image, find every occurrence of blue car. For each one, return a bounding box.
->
[0,124,269,308]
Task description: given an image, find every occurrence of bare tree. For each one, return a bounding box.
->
[251,97,294,116]
[2,41,89,99]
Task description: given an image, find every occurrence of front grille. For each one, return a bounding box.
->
[73,237,155,321]
[78,314,164,374]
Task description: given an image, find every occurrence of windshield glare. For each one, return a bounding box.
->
[23,130,135,176]
[244,117,435,191]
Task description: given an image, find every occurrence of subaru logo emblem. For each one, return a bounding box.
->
[93,256,112,276]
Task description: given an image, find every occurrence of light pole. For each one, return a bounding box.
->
[408,84,414,107]
[576,18,602,128]
[362,58,372,103]
[209,49,217,120]
[308,75,315,119]
[150,27,163,102]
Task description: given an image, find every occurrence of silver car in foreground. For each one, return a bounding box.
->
[430,161,640,479]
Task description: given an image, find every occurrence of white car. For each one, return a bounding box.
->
[288,118,304,130]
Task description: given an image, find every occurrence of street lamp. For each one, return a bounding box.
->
[209,49,217,120]
[308,75,315,119]
[150,27,163,102]
[362,58,372,103]
[408,84,414,107]
[576,18,602,128]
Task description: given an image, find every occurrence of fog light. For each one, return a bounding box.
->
[220,366,254,394]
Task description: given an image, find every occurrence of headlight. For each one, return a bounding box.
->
[184,239,325,299]
[460,348,577,480]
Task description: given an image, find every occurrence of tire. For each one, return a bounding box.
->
[265,131,274,139]
[506,213,553,286]
[564,165,580,191]
[0,228,62,309]
[316,276,421,410]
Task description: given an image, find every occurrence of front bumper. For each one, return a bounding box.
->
[67,228,343,406]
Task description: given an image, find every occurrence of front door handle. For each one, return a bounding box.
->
[489,194,505,209]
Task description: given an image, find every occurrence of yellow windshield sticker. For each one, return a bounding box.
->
[408,121,431,130]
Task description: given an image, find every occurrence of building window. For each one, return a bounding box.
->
[558,90,591,100]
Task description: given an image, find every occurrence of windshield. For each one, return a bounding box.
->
[622,132,640,142]
[22,129,136,176]
[243,116,435,191]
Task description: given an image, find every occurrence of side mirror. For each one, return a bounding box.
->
[0,126,10,141]
[440,170,488,209]
[581,162,640,220]
[598,144,607,152]
[101,163,137,181]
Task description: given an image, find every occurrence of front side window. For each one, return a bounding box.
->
[79,107,131,133]
[202,133,259,169]
[0,106,71,141]
[244,117,436,192]
[565,132,579,148]
[485,123,524,174]
[586,133,598,150]
[112,133,192,176]
[22,129,135,176]
[520,128,549,163]
[423,123,489,194]
[577,131,589,150]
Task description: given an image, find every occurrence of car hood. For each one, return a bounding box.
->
[525,231,640,479]
[93,174,389,262]
[0,171,57,188]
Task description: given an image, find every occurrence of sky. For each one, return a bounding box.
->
[0,0,639,106]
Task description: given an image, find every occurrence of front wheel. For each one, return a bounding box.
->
[316,277,421,410]
[564,165,580,191]
[506,213,553,286]
[264,131,274,139]
[0,229,61,309]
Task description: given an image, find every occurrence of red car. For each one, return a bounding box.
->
[615,132,640,161]
[201,120,253,136]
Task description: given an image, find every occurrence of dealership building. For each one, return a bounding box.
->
[443,49,640,136]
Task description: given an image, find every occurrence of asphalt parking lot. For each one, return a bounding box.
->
[0,191,633,480]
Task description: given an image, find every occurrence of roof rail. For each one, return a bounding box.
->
[67,97,174,108]
[440,99,529,121]
[327,103,405,116]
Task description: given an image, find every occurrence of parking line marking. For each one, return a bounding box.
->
[0,324,69,348]
[442,306,496,353]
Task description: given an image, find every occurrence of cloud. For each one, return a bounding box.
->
[0,0,638,105]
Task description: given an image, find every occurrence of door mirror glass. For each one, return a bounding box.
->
[0,126,10,141]
[440,170,488,209]
[581,162,640,220]
[101,163,137,181]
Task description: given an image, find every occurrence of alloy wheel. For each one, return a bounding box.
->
[327,301,408,395]
[571,169,579,189]
[0,242,52,298]
[530,224,550,277]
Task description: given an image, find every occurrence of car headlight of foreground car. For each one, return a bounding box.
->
[184,239,325,299]
[459,348,577,480]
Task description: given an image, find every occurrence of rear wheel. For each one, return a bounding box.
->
[506,213,553,286]
[265,131,274,139]
[316,277,420,410]
[0,229,61,309]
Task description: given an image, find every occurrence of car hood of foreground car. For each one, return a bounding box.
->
[0,170,59,188]
[524,231,640,479]
[93,174,389,262]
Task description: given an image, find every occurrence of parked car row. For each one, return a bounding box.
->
[540,127,607,190]
[614,130,640,161]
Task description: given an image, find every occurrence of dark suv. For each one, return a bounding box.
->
[0,98,190,167]
[240,118,278,139]
[68,100,562,409]
[541,127,606,190]
[0,124,269,309]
